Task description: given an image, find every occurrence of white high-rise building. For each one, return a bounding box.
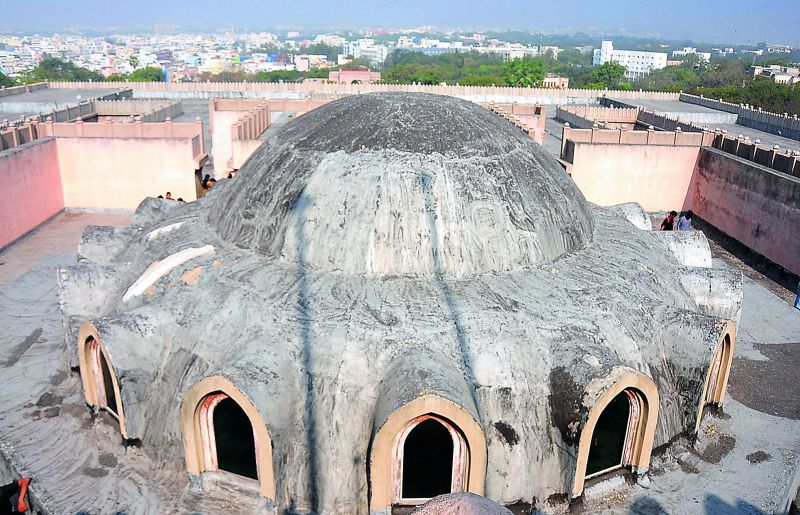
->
[344,39,389,67]
[592,41,667,80]
[672,47,712,63]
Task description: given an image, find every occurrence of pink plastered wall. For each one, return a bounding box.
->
[0,138,64,248]
[569,143,700,211]
[56,138,198,209]
[211,110,246,177]
[694,148,800,275]
[231,139,265,170]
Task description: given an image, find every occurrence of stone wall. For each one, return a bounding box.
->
[561,126,714,157]
[711,133,800,177]
[566,142,701,211]
[47,80,681,104]
[39,117,205,161]
[555,105,639,129]
[95,99,184,122]
[0,91,130,118]
[0,82,48,98]
[680,93,800,140]
[0,138,64,249]
[0,120,40,150]
[56,137,200,208]
[637,109,705,133]
[693,148,800,275]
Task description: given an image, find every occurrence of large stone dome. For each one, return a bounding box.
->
[210,93,594,277]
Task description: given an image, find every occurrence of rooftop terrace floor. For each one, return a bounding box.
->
[609,97,800,153]
[0,88,119,108]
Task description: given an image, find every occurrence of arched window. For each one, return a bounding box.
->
[198,393,258,480]
[572,370,659,498]
[393,415,469,505]
[369,395,487,513]
[77,323,128,438]
[585,389,644,478]
[695,328,736,432]
[705,333,733,406]
[179,376,276,500]
[91,337,119,419]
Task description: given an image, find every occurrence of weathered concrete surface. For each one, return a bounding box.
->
[411,492,513,514]
[590,254,800,515]
[51,94,741,513]
[0,208,792,514]
[0,212,274,514]
[211,93,595,275]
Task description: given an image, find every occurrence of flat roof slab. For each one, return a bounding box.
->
[0,88,116,106]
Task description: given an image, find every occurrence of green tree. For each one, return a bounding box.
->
[587,61,627,89]
[502,58,546,87]
[0,71,15,87]
[633,65,700,92]
[25,55,103,82]
[302,43,341,61]
[128,67,165,82]
[129,54,139,68]
[255,69,303,82]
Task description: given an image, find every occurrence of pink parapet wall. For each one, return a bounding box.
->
[0,138,64,249]
[56,138,199,209]
[694,148,800,276]
[568,143,701,212]
[211,109,248,177]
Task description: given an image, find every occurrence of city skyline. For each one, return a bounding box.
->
[3,0,800,46]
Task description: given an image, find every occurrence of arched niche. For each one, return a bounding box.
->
[369,394,487,512]
[572,370,659,498]
[695,322,737,432]
[77,322,129,438]
[179,376,276,500]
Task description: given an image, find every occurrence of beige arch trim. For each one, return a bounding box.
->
[572,369,660,498]
[695,321,737,432]
[179,375,276,500]
[369,394,487,512]
[78,322,129,439]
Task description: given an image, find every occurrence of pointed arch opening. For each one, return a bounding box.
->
[585,389,645,478]
[573,370,659,498]
[393,414,469,505]
[695,324,736,432]
[198,393,259,480]
[180,376,275,500]
[77,322,128,438]
[369,394,487,512]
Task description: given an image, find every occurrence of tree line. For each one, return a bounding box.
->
[2,53,797,115]
[0,55,165,85]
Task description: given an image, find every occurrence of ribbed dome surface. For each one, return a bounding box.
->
[210,93,594,276]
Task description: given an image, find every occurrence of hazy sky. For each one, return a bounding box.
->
[3,0,799,45]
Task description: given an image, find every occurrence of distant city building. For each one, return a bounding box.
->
[396,36,415,48]
[593,41,667,80]
[768,45,793,53]
[328,68,381,84]
[344,39,389,67]
[750,64,800,84]
[294,54,329,72]
[314,34,347,47]
[672,47,711,62]
[542,73,569,89]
